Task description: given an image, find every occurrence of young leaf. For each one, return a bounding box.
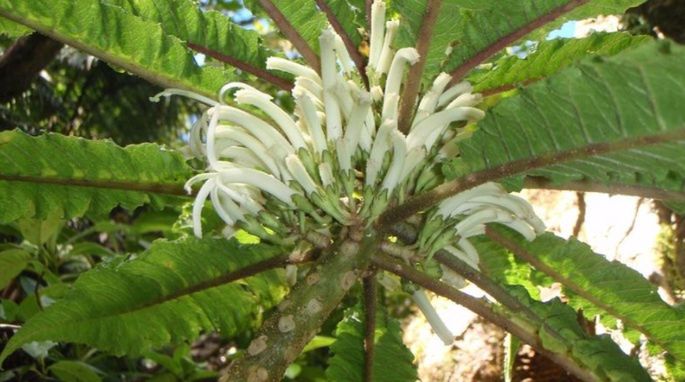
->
[488,226,685,362]
[469,33,651,93]
[326,306,417,382]
[0,130,191,224]
[0,237,288,364]
[0,249,31,290]
[0,0,233,97]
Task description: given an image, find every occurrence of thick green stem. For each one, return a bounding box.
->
[221,233,378,382]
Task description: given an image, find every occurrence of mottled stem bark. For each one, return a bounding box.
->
[221,234,378,382]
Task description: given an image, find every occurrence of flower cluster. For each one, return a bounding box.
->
[153,0,548,346]
[153,1,493,245]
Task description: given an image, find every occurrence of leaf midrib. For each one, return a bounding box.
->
[0,174,188,196]
[377,127,685,227]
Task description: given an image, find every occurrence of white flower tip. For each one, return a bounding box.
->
[371,86,384,101]
[149,92,166,103]
[397,47,420,65]
[234,88,272,103]
[219,82,258,102]
[386,19,399,31]
[319,27,336,44]
[433,73,453,90]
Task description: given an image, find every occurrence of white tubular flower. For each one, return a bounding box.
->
[377,20,400,76]
[335,81,355,117]
[407,106,485,152]
[358,112,376,152]
[210,187,238,226]
[437,81,473,108]
[456,238,480,268]
[234,89,308,150]
[320,29,346,141]
[445,93,483,109]
[218,82,259,103]
[343,91,372,151]
[150,88,219,106]
[266,57,321,84]
[366,119,397,186]
[191,178,216,238]
[381,130,407,193]
[368,0,387,71]
[336,139,353,172]
[440,265,467,289]
[333,33,355,74]
[219,146,265,169]
[382,48,420,118]
[318,162,335,188]
[295,91,327,155]
[444,244,479,271]
[294,77,324,104]
[414,73,453,126]
[381,92,400,125]
[286,154,319,195]
[437,183,505,218]
[454,208,501,236]
[412,289,454,345]
[398,146,427,185]
[370,85,384,102]
[320,28,341,91]
[204,107,223,171]
[218,168,298,206]
[188,112,210,157]
[212,105,295,155]
[216,183,264,216]
[214,125,282,178]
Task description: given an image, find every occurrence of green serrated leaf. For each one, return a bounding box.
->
[0,237,288,364]
[455,41,685,202]
[0,0,234,97]
[326,305,417,382]
[0,130,191,223]
[112,0,287,84]
[493,226,685,363]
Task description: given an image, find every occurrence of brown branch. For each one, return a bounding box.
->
[362,274,377,382]
[573,192,586,237]
[484,226,671,355]
[616,197,643,255]
[257,0,321,72]
[187,43,293,91]
[365,0,372,33]
[449,0,588,83]
[397,0,442,134]
[376,128,685,230]
[371,252,598,382]
[524,176,685,202]
[0,174,189,197]
[315,0,369,89]
[0,33,63,102]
